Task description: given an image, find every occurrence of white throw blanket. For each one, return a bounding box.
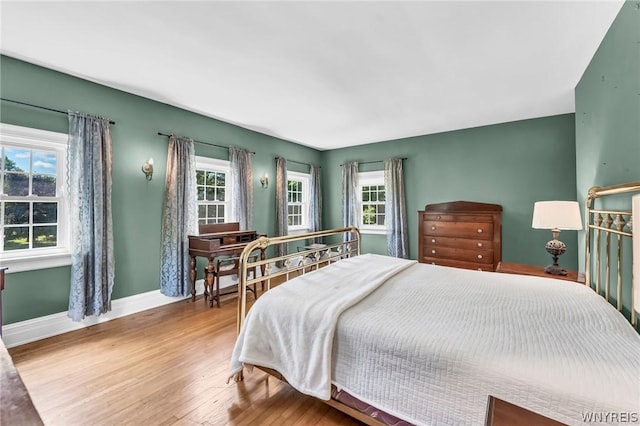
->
[230,253,416,399]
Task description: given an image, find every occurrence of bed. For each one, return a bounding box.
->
[229,183,640,426]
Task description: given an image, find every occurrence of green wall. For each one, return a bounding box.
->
[321,114,578,268]
[576,0,639,214]
[575,0,639,319]
[0,55,322,324]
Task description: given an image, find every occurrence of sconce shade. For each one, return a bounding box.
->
[142,157,154,181]
[532,201,582,230]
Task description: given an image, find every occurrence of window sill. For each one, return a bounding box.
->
[1,252,72,273]
[360,228,386,236]
[287,228,310,236]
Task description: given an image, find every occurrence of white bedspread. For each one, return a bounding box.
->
[230,253,416,399]
[231,256,640,425]
[333,263,640,425]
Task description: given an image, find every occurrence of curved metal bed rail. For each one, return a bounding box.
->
[585,182,640,327]
[236,226,361,333]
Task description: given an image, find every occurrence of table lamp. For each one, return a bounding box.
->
[532,201,583,275]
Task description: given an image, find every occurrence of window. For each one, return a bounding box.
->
[0,123,70,272]
[287,171,310,232]
[196,156,229,225]
[359,170,386,234]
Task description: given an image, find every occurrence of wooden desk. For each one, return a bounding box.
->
[188,226,263,302]
[0,267,6,337]
[497,262,585,284]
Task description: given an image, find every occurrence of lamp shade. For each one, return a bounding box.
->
[532,201,583,230]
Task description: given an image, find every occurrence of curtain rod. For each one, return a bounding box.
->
[0,97,116,125]
[276,156,320,168]
[157,132,255,154]
[340,157,408,166]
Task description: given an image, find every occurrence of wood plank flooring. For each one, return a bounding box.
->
[8,292,362,426]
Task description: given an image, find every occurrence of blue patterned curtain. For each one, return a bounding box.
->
[384,158,408,258]
[342,162,359,241]
[160,136,197,297]
[67,112,115,321]
[309,164,322,243]
[275,157,288,261]
[229,147,253,230]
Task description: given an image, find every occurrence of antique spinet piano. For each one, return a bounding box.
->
[188,222,263,303]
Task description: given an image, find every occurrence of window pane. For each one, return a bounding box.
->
[379,205,385,214]
[33,225,57,248]
[33,202,57,223]
[197,187,205,201]
[216,188,225,202]
[378,191,385,202]
[371,192,377,202]
[4,226,29,251]
[206,171,215,186]
[196,170,204,185]
[206,188,215,201]
[198,218,206,225]
[4,148,30,172]
[216,172,225,186]
[379,215,386,226]
[33,174,56,196]
[207,205,217,219]
[217,205,225,218]
[362,191,370,202]
[4,202,30,224]
[4,172,29,196]
[363,205,375,225]
[33,151,57,174]
[198,205,206,218]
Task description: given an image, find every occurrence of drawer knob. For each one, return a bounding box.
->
[431,249,436,254]
[437,215,441,219]
[431,226,436,231]
[431,238,436,243]
[477,254,483,259]
[477,268,483,271]
[477,228,483,233]
[477,242,483,247]
[432,262,436,265]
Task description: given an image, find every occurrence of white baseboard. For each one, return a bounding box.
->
[3,280,207,348]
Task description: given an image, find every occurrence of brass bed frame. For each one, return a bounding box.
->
[231,182,640,425]
[585,181,640,328]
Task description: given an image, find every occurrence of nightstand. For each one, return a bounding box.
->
[496,261,585,284]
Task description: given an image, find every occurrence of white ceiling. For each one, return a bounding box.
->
[0,1,623,151]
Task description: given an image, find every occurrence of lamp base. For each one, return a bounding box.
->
[544,264,568,275]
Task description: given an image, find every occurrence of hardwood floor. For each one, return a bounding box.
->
[8,292,362,426]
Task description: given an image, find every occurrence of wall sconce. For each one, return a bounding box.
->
[142,158,154,181]
[260,173,269,188]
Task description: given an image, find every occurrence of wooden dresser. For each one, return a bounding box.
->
[418,201,502,272]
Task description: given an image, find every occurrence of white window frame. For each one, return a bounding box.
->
[195,156,230,227]
[287,170,310,234]
[358,170,386,235]
[0,123,70,273]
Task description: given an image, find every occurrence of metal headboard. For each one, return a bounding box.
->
[236,226,361,333]
[585,182,640,328]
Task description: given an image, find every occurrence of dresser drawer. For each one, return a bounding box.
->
[424,236,492,251]
[423,220,493,240]
[422,257,492,272]
[424,246,493,264]
[422,213,494,223]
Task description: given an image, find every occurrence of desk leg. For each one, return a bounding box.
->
[190,255,197,302]
[206,257,215,308]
